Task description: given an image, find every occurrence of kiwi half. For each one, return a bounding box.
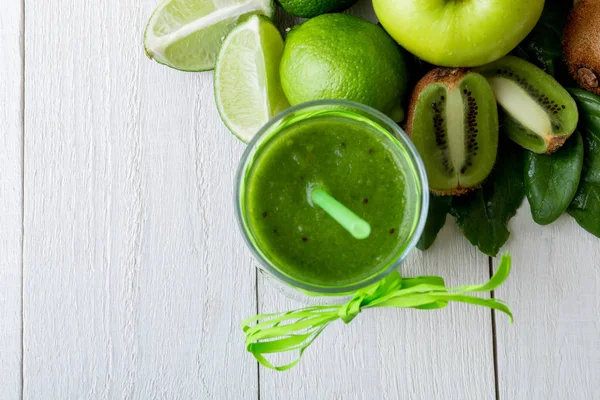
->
[407,68,499,196]
[563,0,600,95]
[477,56,579,154]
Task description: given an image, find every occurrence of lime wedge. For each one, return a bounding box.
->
[214,15,290,142]
[144,0,273,71]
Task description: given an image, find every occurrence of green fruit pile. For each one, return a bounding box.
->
[142,0,600,256]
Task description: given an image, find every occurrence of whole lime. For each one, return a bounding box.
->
[280,14,407,121]
[277,0,358,18]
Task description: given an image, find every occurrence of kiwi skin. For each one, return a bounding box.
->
[407,68,498,196]
[407,68,468,138]
[477,56,579,154]
[563,0,600,95]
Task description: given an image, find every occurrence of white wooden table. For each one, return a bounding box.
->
[1,1,599,399]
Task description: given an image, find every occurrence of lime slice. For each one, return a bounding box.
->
[144,0,273,72]
[214,15,290,142]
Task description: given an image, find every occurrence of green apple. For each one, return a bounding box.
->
[373,0,544,67]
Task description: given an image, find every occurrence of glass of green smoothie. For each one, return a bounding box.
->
[235,100,429,296]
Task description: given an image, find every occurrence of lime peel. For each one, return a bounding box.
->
[214,15,289,142]
[144,0,273,71]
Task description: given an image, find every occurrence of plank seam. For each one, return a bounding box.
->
[255,268,261,400]
[489,256,500,400]
[20,0,25,397]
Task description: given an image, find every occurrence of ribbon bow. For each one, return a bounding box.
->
[242,254,513,371]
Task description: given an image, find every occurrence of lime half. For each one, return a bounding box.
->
[214,15,290,142]
[144,0,273,71]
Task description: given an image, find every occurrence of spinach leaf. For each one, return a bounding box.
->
[450,141,525,257]
[512,0,574,85]
[525,132,584,225]
[568,89,600,237]
[417,194,451,251]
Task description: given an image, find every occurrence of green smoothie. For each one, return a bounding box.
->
[242,114,419,288]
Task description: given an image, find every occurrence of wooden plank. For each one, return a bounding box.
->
[259,219,495,400]
[0,0,23,398]
[494,206,600,399]
[23,0,256,397]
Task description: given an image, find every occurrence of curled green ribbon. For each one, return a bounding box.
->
[242,254,513,371]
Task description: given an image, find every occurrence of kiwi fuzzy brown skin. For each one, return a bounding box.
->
[407,68,469,135]
[407,70,477,196]
[407,68,499,196]
[429,182,479,197]
[563,0,600,95]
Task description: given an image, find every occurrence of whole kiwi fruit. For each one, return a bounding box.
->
[563,0,600,95]
[477,56,579,154]
[407,68,499,196]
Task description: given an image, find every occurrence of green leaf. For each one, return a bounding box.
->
[568,89,600,238]
[525,132,584,225]
[417,194,451,251]
[450,141,525,257]
[512,0,574,85]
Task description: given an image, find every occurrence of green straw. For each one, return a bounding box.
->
[310,188,371,240]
